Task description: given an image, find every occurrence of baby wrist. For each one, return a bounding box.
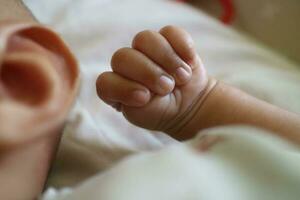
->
[165,77,218,140]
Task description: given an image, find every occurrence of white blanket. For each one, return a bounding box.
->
[43,126,300,200]
[23,0,300,199]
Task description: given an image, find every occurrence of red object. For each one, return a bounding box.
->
[219,0,235,24]
[173,0,235,25]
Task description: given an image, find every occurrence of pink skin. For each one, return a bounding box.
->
[96,26,209,133]
[0,22,79,200]
[0,22,79,147]
[96,25,300,144]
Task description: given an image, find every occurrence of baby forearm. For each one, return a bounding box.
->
[173,82,300,144]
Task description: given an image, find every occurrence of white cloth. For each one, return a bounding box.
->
[43,126,300,200]
[23,0,300,199]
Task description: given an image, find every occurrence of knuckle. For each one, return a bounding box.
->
[96,75,105,98]
[96,72,110,93]
[97,71,110,84]
[160,25,178,34]
[96,72,115,100]
[132,30,155,48]
[111,47,131,70]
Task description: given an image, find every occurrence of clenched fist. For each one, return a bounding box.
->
[96,26,215,137]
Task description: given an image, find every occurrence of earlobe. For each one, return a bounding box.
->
[0,22,79,149]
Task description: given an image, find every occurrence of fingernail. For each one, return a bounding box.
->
[174,67,191,84]
[158,75,174,93]
[131,89,148,106]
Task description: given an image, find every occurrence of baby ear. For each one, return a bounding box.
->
[0,22,79,149]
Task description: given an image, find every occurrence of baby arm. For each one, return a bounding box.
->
[96,26,300,145]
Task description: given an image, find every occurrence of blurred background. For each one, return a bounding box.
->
[185,0,300,64]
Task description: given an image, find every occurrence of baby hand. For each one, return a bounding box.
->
[96,26,215,138]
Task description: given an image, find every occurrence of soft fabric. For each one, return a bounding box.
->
[22,0,300,199]
[43,126,300,200]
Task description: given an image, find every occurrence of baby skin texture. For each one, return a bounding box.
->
[97,26,300,142]
[97,26,215,137]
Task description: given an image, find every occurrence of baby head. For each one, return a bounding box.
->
[0,21,79,199]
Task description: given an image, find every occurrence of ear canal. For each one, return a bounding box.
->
[1,57,53,106]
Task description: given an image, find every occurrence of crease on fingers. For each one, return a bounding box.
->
[111,47,174,95]
[159,25,208,91]
[132,30,192,85]
[159,25,200,70]
[96,72,150,107]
